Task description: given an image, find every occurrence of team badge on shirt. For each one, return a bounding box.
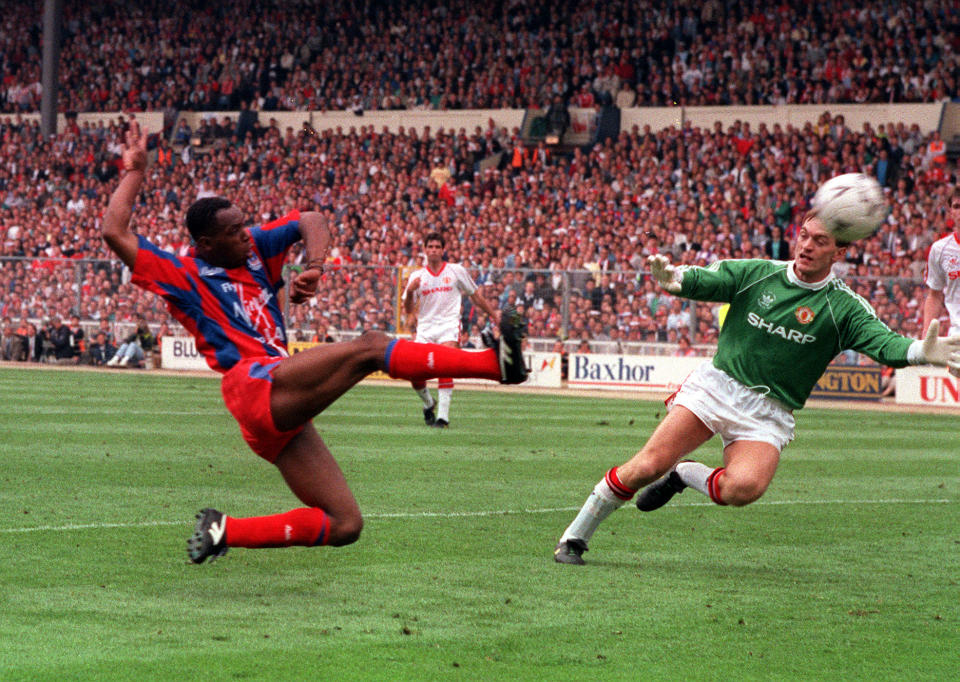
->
[795,306,815,324]
[757,291,776,310]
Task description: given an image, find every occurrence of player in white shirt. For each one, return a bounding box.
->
[403,232,501,427]
[922,192,960,337]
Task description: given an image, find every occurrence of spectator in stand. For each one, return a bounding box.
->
[107,316,156,368]
[1,317,27,360]
[23,322,41,362]
[765,226,791,260]
[67,315,86,360]
[49,317,76,364]
[544,96,571,143]
[85,331,117,366]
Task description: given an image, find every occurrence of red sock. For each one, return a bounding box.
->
[225,508,330,548]
[437,378,453,389]
[412,380,427,391]
[386,339,499,382]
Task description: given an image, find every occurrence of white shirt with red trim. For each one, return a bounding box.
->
[924,232,960,335]
[405,262,477,341]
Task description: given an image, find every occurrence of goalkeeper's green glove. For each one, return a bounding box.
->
[647,254,682,293]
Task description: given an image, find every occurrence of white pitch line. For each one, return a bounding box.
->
[0,499,953,535]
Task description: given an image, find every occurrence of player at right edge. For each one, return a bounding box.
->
[554,209,960,565]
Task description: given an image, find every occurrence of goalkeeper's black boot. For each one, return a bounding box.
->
[187,508,228,564]
[635,469,687,511]
[553,538,588,565]
[423,404,436,426]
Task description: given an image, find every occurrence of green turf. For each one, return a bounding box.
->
[0,367,957,680]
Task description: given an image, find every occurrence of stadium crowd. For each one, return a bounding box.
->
[2,0,960,116]
[0,103,955,364]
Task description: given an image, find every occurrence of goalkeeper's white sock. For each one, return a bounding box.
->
[675,461,713,496]
[676,461,727,505]
[560,467,636,544]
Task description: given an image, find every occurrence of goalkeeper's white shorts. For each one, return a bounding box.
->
[669,362,796,452]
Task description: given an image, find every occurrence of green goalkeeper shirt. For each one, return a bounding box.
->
[678,259,914,410]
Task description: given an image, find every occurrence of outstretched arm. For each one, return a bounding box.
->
[102,121,148,269]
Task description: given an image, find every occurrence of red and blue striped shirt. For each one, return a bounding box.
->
[131,210,302,373]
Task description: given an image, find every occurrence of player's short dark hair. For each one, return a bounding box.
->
[186,197,232,241]
[424,231,445,248]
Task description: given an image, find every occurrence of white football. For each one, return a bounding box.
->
[811,173,886,242]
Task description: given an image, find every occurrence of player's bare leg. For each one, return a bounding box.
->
[273,424,363,545]
[270,332,398,428]
[635,436,780,510]
[714,441,780,506]
[555,406,713,565]
[615,406,714,488]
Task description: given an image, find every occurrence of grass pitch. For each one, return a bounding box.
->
[1,367,957,680]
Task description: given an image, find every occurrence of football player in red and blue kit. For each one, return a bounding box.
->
[103,121,528,564]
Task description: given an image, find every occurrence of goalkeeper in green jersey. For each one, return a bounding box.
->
[554,212,960,565]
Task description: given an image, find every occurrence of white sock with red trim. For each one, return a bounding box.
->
[560,467,637,545]
[675,461,713,496]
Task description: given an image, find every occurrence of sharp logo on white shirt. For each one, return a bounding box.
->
[747,312,816,344]
[421,285,455,296]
